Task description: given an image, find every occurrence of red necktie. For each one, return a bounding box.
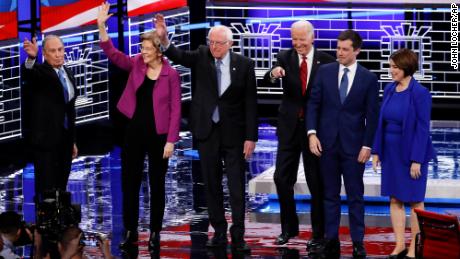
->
[300,55,308,96]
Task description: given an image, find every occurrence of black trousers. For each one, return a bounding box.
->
[33,130,73,200]
[197,123,246,242]
[273,119,324,239]
[121,126,168,232]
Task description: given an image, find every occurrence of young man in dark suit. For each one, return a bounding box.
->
[307,30,379,258]
[155,14,258,253]
[22,35,78,200]
[263,20,335,253]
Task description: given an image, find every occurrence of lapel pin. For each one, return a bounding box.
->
[232,67,236,71]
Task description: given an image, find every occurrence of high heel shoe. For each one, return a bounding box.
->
[119,230,138,249]
[388,248,407,259]
[148,231,161,251]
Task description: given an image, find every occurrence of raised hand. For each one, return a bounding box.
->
[97,2,112,27]
[23,37,38,59]
[154,13,169,46]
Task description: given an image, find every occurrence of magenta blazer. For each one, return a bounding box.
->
[100,39,181,143]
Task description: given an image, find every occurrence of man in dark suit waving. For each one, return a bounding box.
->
[155,14,258,252]
[307,30,379,258]
[22,35,78,200]
[263,20,335,252]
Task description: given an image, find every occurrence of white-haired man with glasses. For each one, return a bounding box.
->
[155,14,258,253]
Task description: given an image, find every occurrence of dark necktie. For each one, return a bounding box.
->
[212,59,222,123]
[300,55,308,96]
[339,67,349,104]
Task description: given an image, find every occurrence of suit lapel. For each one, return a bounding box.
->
[208,51,219,97]
[44,61,76,102]
[328,63,341,105]
[343,64,361,105]
[309,50,321,89]
[63,65,77,99]
[219,51,236,98]
[290,51,302,97]
[229,52,237,91]
[43,61,60,83]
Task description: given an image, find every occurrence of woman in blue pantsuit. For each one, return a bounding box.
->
[372,48,435,259]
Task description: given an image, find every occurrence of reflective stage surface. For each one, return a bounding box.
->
[0,121,459,258]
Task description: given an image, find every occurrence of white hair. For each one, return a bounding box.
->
[42,34,64,50]
[208,25,233,41]
[291,20,314,39]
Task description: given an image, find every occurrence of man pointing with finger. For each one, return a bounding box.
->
[263,20,334,253]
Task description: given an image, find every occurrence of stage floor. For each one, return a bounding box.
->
[0,121,459,258]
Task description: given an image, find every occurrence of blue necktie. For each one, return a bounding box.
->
[339,67,349,104]
[58,68,70,129]
[58,68,70,103]
[212,60,222,123]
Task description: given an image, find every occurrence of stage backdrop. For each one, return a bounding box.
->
[40,0,104,33]
[127,0,187,17]
[0,0,18,41]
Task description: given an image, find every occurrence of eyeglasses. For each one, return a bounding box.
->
[207,39,229,47]
[139,45,157,52]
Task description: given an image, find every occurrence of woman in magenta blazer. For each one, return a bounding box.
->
[97,3,181,251]
[372,48,435,259]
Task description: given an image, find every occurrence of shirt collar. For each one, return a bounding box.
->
[216,51,230,66]
[297,47,315,61]
[339,61,358,74]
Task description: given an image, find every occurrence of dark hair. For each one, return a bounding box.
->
[390,48,418,77]
[59,226,82,249]
[0,211,22,235]
[337,29,363,50]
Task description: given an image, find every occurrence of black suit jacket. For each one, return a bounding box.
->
[21,61,77,150]
[263,48,335,143]
[164,45,258,144]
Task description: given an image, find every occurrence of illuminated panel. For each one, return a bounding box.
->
[43,28,109,124]
[0,43,21,140]
[127,0,187,17]
[128,7,192,101]
[210,0,454,3]
[40,0,103,33]
[0,0,18,41]
[207,5,459,99]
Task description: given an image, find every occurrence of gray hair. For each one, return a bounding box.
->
[208,25,233,42]
[291,20,314,39]
[42,34,64,50]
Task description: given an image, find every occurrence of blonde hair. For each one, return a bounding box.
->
[140,30,162,53]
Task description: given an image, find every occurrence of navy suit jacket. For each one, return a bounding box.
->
[372,78,435,165]
[306,62,379,155]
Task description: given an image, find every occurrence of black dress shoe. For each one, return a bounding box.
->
[306,238,324,254]
[231,240,251,253]
[404,256,415,259]
[206,233,228,247]
[148,231,160,251]
[352,242,367,258]
[119,230,138,249]
[318,239,340,259]
[275,232,297,245]
[388,248,407,259]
